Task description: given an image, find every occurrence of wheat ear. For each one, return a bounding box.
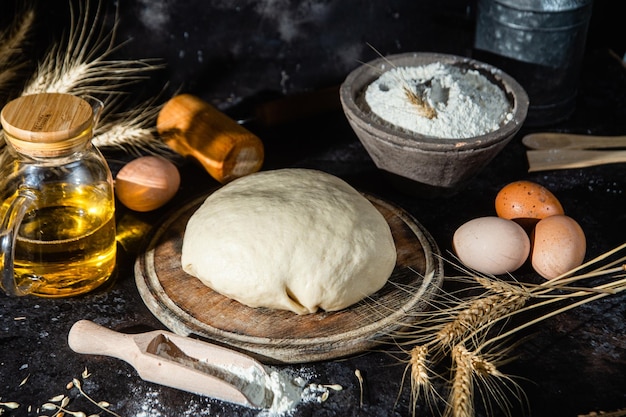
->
[22,0,161,98]
[391,244,625,417]
[474,276,626,356]
[403,85,437,119]
[446,345,510,417]
[0,1,167,160]
[363,43,437,119]
[435,293,529,348]
[0,7,35,94]
[459,342,526,417]
[395,343,444,417]
[92,93,173,155]
[446,344,474,417]
[408,345,433,414]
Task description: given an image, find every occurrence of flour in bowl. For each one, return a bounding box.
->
[365,62,513,138]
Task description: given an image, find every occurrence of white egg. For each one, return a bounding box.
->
[453,216,530,275]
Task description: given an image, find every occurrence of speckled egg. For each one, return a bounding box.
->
[531,215,586,280]
[115,156,181,212]
[452,216,531,275]
[495,180,564,227]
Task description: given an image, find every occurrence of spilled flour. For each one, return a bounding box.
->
[220,363,337,417]
[252,366,338,417]
[126,365,333,417]
[365,62,513,138]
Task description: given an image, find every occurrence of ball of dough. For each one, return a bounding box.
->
[181,168,397,314]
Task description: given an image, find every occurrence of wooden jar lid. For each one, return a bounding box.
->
[1,93,93,156]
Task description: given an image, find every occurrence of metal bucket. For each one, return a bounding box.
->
[474,0,593,126]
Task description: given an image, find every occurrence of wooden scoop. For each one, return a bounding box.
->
[527,149,626,172]
[68,320,274,409]
[157,94,264,184]
[522,132,626,150]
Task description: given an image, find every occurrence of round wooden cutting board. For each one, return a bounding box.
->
[135,191,444,364]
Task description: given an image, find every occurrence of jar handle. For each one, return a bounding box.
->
[81,95,104,128]
[0,189,36,296]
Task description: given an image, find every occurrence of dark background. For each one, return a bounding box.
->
[2,0,624,110]
[1,1,625,417]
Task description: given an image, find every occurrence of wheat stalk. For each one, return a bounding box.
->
[536,241,626,288]
[435,292,529,349]
[396,242,626,417]
[473,276,626,356]
[18,0,165,142]
[21,1,160,98]
[450,342,524,417]
[407,345,434,415]
[0,7,34,97]
[94,118,162,155]
[364,43,438,120]
[0,0,168,165]
[93,94,174,156]
[409,345,431,395]
[446,344,475,417]
[472,276,524,295]
[403,85,437,119]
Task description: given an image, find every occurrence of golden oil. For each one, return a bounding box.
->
[7,182,116,297]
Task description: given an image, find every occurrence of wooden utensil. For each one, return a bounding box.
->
[522,132,626,150]
[527,149,626,172]
[68,320,274,409]
[156,94,264,184]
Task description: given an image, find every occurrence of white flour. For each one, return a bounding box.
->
[257,367,307,416]
[221,363,334,417]
[126,365,332,417]
[365,62,513,139]
[257,367,337,417]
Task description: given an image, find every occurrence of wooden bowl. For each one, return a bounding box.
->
[339,52,529,197]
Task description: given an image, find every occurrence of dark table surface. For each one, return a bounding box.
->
[1,47,625,417]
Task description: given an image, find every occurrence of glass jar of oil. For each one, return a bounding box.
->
[0,93,116,297]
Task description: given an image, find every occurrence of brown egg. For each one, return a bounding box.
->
[115,156,181,212]
[531,215,586,280]
[495,180,564,229]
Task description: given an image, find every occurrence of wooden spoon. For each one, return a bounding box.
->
[522,132,626,150]
[527,149,626,172]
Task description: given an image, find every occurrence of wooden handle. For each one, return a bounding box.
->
[157,94,264,184]
[68,320,138,362]
[527,149,626,172]
[522,133,626,150]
